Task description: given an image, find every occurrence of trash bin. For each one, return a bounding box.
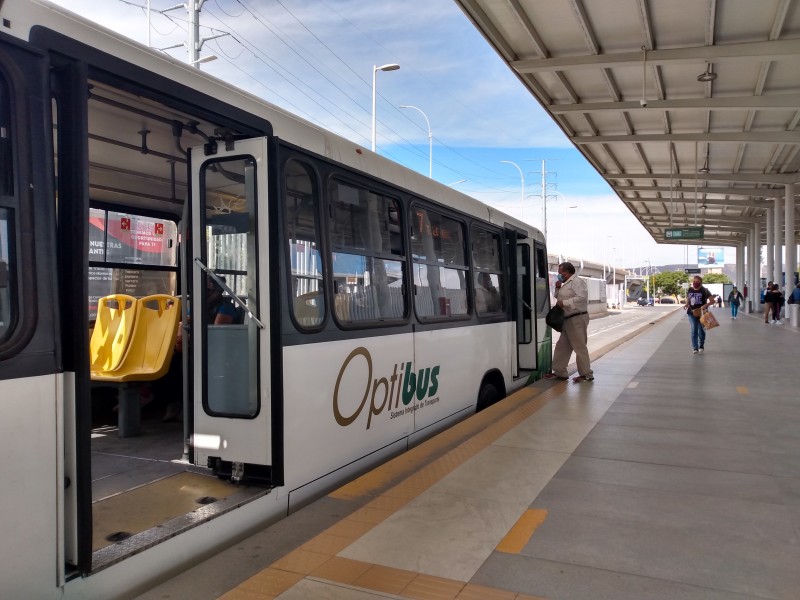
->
[790,303,800,327]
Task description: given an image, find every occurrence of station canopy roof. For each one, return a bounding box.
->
[454,0,800,249]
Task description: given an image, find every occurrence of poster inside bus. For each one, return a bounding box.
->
[88,208,178,318]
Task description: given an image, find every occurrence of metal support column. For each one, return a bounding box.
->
[774,197,783,285]
[766,207,774,285]
[786,184,796,287]
[736,243,744,290]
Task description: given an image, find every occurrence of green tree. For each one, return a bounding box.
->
[703,273,731,284]
[652,270,688,297]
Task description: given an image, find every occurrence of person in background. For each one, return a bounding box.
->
[727,286,743,319]
[716,295,722,308]
[475,272,501,313]
[158,274,237,422]
[770,283,783,325]
[684,275,714,355]
[763,281,774,324]
[544,261,593,383]
[789,282,800,305]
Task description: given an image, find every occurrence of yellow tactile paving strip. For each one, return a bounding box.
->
[496,509,549,555]
[218,380,567,599]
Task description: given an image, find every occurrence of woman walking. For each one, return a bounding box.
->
[684,276,714,354]
[727,286,743,319]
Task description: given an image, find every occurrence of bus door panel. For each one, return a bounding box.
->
[533,242,550,367]
[508,232,536,373]
[190,139,271,469]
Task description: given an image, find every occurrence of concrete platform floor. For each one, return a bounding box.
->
[138,307,800,600]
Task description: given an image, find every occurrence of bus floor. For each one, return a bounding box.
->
[138,307,800,600]
[89,390,264,567]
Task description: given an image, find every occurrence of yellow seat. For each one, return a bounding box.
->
[89,295,138,375]
[92,295,181,382]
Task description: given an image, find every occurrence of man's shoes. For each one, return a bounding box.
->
[573,375,594,383]
[543,373,568,380]
[692,349,699,354]
[698,348,704,354]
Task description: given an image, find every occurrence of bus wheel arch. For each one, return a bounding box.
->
[476,370,506,412]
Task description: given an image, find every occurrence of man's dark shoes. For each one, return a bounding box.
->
[543,373,568,380]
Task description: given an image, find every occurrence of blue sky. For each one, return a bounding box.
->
[48,0,706,268]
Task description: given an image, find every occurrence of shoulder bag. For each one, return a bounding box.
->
[546,305,565,332]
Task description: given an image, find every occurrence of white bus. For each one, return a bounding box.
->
[0,1,552,597]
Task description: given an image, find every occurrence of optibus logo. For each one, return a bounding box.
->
[333,347,440,430]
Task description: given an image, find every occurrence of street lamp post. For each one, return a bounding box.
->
[500,160,524,212]
[399,105,432,178]
[371,63,400,152]
[564,203,577,255]
[612,247,617,308]
[603,235,613,281]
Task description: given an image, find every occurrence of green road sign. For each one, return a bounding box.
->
[665,227,704,240]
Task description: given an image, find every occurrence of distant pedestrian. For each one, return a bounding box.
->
[727,286,743,319]
[544,262,593,382]
[716,295,722,308]
[684,275,714,354]
[764,282,774,323]
[789,282,800,305]
[771,283,783,324]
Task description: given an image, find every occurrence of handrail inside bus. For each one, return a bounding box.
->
[195,258,266,329]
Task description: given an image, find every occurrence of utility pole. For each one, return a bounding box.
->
[523,159,557,241]
[158,1,225,68]
[188,0,202,65]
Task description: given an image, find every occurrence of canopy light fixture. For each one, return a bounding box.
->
[698,158,710,174]
[697,65,717,82]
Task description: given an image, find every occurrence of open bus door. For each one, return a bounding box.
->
[189,138,272,483]
[507,229,536,376]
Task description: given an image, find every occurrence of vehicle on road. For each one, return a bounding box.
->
[637,297,654,306]
[659,297,676,304]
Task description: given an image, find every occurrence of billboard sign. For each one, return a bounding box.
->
[666,226,703,240]
[697,246,725,266]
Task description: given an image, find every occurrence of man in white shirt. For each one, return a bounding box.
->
[543,262,594,383]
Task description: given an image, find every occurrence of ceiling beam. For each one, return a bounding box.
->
[549,95,800,113]
[606,172,799,184]
[511,38,800,73]
[615,185,785,197]
[641,214,761,224]
[623,197,768,207]
[574,131,800,143]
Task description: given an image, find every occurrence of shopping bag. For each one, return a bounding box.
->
[546,305,565,332]
[692,307,703,317]
[700,310,719,330]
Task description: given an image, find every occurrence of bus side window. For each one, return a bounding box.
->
[0,72,15,342]
[471,226,505,315]
[328,179,406,324]
[0,215,12,340]
[410,205,468,319]
[284,159,325,328]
